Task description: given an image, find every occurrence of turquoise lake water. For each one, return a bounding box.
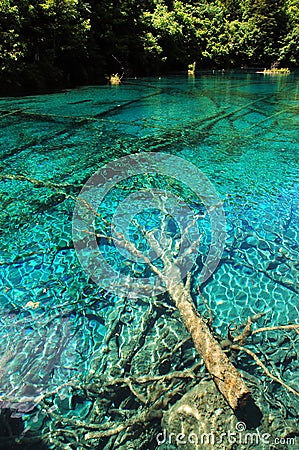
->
[0,72,298,447]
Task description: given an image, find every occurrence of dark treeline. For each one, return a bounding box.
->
[0,0,298,94]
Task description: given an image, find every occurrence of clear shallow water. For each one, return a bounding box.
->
[0,72,298,443]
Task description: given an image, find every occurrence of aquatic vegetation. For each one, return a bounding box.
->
[109,73,122,85]
[263,68,291,74]
[188,62,196,75]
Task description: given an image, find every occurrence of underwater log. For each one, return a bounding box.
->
[136,230,252,414]
[166,273,250,413]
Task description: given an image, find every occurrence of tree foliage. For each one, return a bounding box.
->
[0,0,298,92]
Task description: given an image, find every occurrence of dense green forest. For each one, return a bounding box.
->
[0,0,298,93]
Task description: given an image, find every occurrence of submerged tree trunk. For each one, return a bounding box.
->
[116,227,254,415]
[166,273,250,413]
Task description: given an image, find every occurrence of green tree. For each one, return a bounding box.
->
[0,1,26,77]
[279,0,299,65]
[240,0,288,65]
[141,1,232,69]
[0,0,297,93]
[0,0,91,90]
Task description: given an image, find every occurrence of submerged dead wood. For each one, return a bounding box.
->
[166,274,250,412]
[128,227,253,414]
[2,173,253,415]
[72,189,254,416]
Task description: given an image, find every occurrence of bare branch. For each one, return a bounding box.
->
[232,345,299,398]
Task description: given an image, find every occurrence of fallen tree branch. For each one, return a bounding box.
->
[0,173,80,190]
[84,378,190,442]
[232,345,299,398]
[197,286,213,326]
[76,199,253,414]
[252,324,299,336]
[0,108,27,118]
[168,278,251,411]
[233,316,253,346]
[89,362,202,391]
[140,228,252,412]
